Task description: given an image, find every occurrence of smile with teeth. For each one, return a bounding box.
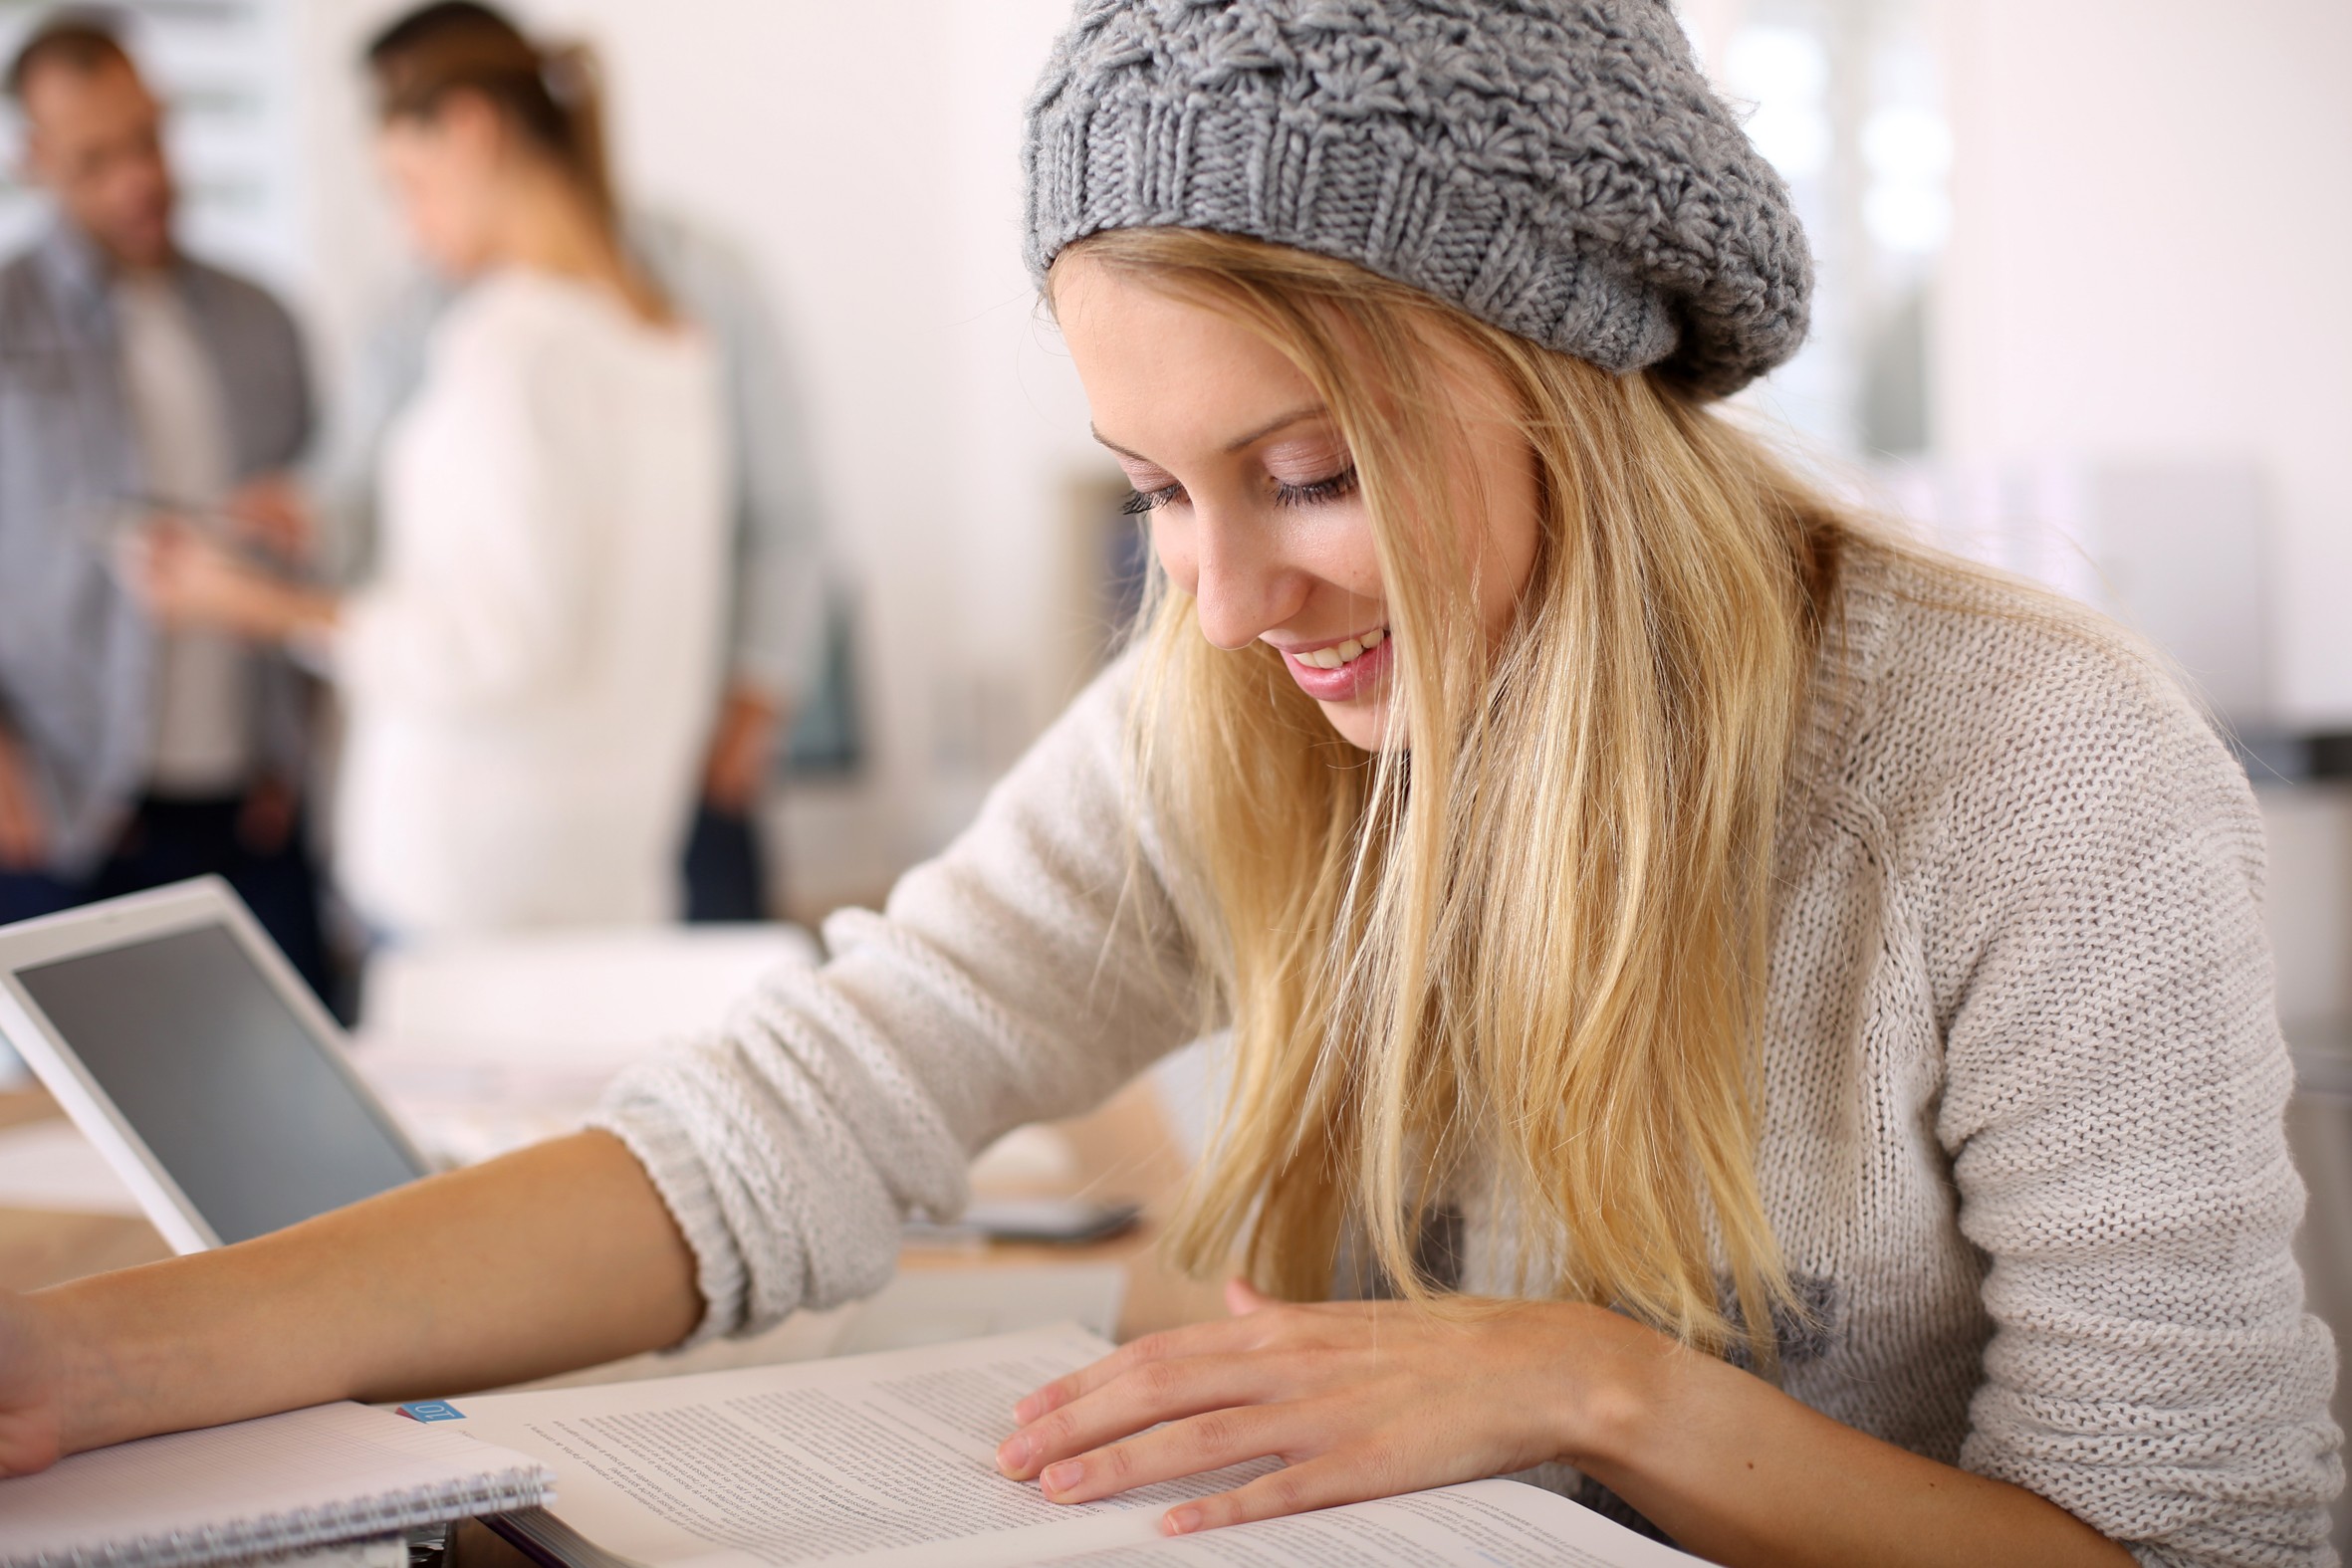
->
[1293,626,1387,669]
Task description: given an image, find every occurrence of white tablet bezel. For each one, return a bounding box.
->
[0,875,429,1253]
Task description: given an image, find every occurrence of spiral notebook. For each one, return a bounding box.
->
[0,1400,555,1568]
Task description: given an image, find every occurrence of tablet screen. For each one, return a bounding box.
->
[17,923,424,1243]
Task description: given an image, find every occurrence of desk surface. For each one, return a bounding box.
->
[0,1077,1227,1341]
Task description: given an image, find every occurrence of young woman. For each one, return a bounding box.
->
[9,2,2337,1563]
[129,4,729,934]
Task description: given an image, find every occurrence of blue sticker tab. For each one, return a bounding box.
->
[397,1400,466,1423]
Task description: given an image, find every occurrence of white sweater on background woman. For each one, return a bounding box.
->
[594,542,2342,1567]
[333,270,728,935]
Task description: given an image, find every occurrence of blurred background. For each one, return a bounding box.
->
[1,0,2343,945]
[1,0,2349,1529]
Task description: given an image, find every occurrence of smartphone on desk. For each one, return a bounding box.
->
[903,1198,1143,1247]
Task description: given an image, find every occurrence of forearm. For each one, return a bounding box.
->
[37,1130,698,1456]
[250,577,341,645]
[1574,1337,2134,1568]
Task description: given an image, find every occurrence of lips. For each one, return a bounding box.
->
[1278,626,1392,703]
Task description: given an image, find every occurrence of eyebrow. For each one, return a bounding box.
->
[1089,402,1332,463]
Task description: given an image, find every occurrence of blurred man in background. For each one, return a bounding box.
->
[314,2,828,925]
[0,14,328,990]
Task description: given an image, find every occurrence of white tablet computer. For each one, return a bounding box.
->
[0,877,429,1252]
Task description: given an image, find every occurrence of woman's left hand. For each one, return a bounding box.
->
[995,1278,1665,1538]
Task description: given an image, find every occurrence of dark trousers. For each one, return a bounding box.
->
[681,802,772,924]
[0,794,331,1003]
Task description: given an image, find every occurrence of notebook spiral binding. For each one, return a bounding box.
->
[13,1465,556,1568]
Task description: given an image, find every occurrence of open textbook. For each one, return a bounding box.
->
[442,1325,1704,1568]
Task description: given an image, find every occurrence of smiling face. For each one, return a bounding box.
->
[1052,250,1543,751]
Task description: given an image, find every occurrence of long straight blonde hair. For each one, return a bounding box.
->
[1065,228,1853,1357]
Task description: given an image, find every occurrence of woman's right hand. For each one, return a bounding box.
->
[0,1289,72,1477]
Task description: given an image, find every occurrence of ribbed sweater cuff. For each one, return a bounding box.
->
[588,1098,747,1348]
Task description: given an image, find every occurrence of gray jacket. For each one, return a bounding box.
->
[0,224,314,877]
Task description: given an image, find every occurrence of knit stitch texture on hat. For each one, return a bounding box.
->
[1024,0,1813,397]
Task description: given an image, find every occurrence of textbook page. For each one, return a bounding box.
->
[448,1325,1282,1568]
[1030,1478,1707,1566]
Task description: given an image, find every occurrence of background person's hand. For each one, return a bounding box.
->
[994,1278,1666,1538]
[221,473,317,564]
[120,519,328,643]
[0,725,50,872]
[702,685,785,814]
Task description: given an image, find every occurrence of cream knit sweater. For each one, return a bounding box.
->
[594,543,2341,1567]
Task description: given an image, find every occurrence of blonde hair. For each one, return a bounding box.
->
[1065,227,1855,1358]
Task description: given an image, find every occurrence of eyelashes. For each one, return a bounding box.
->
[1277,466,1361,509]
[1118,483,1179,518]
[1120,465,1360,517]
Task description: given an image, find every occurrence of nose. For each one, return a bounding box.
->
[1158,503,1307,652]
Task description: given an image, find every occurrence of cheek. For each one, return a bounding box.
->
[1322,512,1386,599]
[1279,503,1386,610]
[408,187,475,266]
[1145,501,1383,615]
[384,146,469,260]
[1471,451,1544,638]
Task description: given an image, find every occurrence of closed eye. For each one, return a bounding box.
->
[1275,466,1358,508]
[1120,481,1185,517]
[1122,466,1357,517]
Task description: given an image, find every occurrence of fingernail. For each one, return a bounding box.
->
[1013,1396,1040,1423]
[1165,1506,1201,1535]
[1042,1459,1084,1494]
[997,1435,1032,1472]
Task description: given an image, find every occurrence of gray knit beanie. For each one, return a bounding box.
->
[1023,0,1811,398]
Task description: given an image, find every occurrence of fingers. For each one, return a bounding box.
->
[1159,1455,1371,1537]
[1000,1351,1274,1479]
[0,747,47,870]
[1027,1398,1325,1505]
[114,525,197,617]
[701,729,767,811]
[1014,1294,1376,1429]
[224,475,316,560]
[0,807,41,869]
[1014,1317,1263,1426]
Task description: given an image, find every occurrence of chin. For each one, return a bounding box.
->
[113,221,174,270]
[1320,700,1393,754]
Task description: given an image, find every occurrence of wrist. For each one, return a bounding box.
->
[1543,1302,1687,1477]
[20,1282,139,1458]
[265,584,339,644]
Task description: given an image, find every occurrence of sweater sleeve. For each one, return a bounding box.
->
[1928,639,2342,1567]
[590,658,1203,1342]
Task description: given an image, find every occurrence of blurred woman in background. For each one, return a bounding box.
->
[131,3,729,935]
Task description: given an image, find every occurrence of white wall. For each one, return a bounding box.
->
[289,0,1109,902]
[1933,0,2352,729]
